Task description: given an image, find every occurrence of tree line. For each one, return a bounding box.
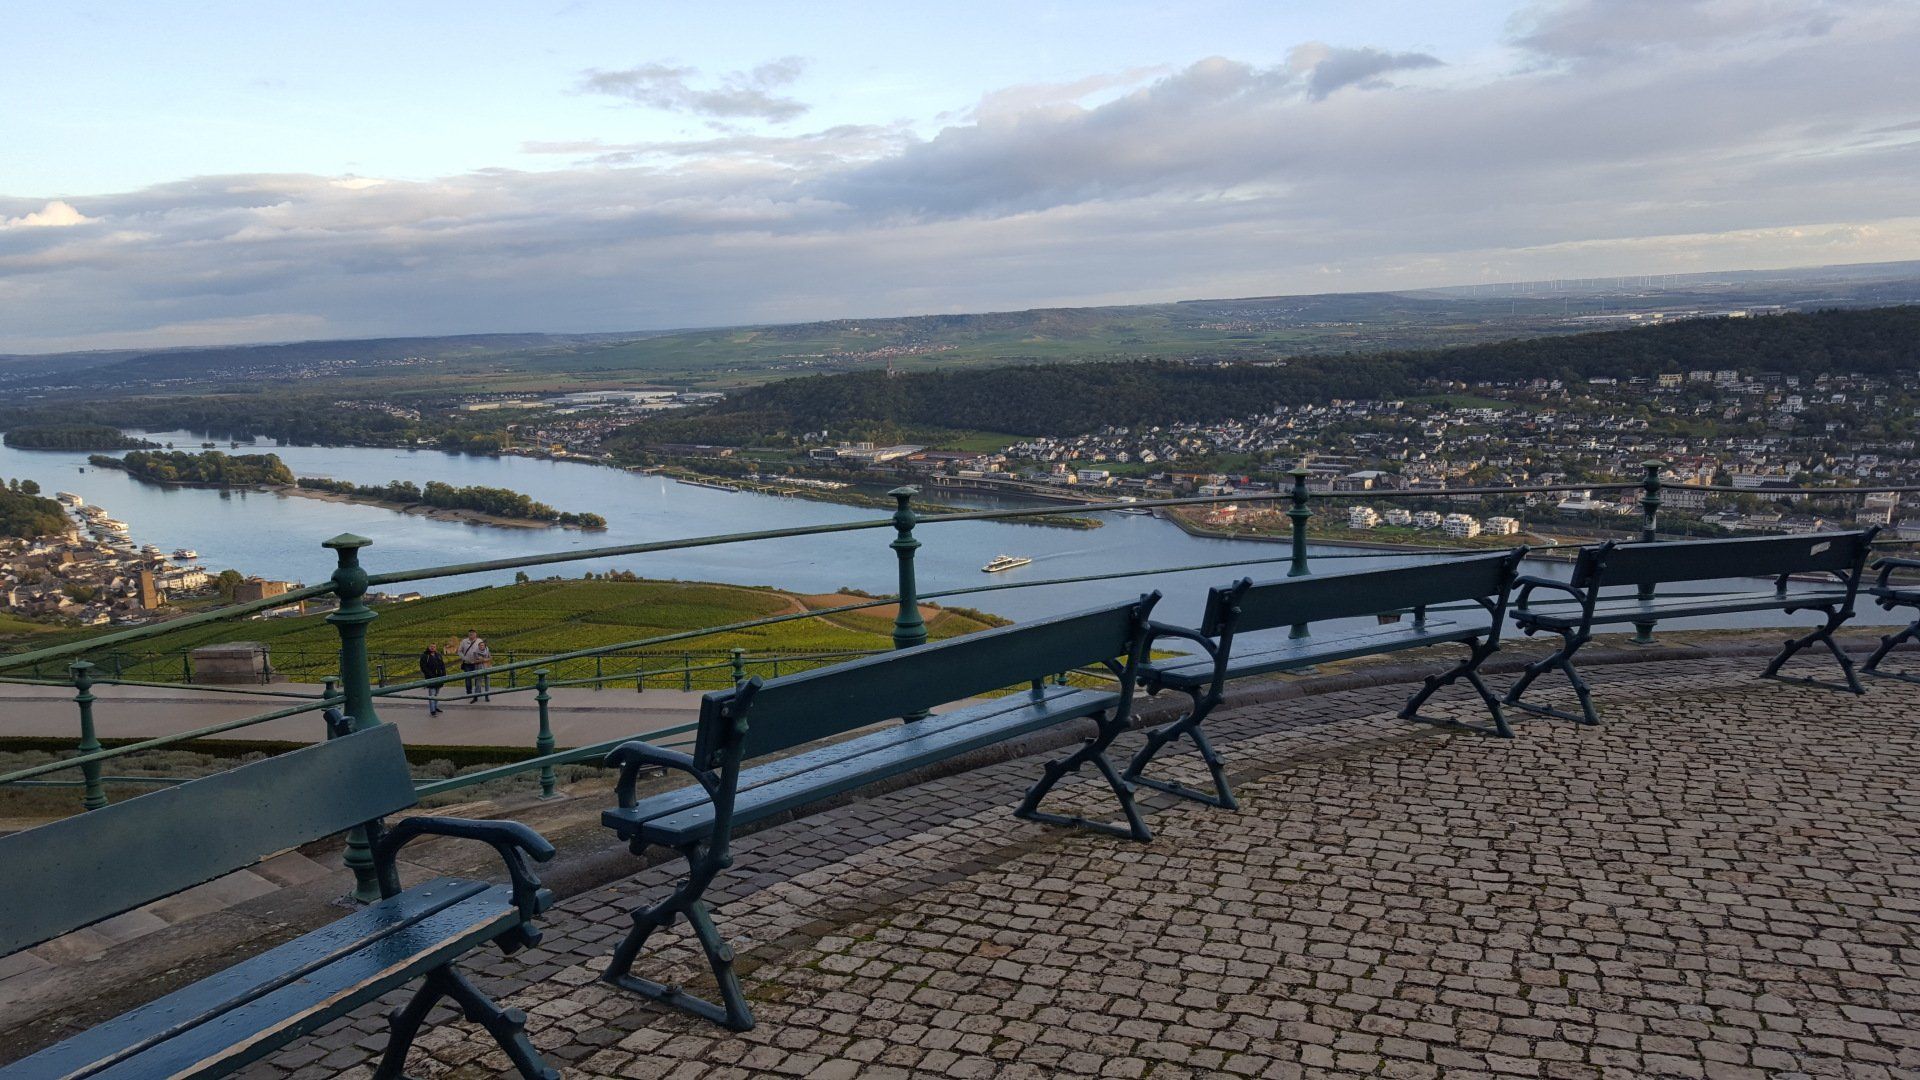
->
[92,450,297,486]
[295,477,606,528]
[2,425,159,450]
[0,478,67,540]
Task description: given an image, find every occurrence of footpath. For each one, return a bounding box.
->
[0,679,705,748]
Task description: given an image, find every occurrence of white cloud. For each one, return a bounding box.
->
[2,200,93,229]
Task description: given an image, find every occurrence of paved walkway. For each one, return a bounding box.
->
[0,679,705,747]
[198,652,1919,1079]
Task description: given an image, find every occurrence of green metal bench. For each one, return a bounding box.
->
[598,592,1161,1031]
[1124,550,1527,809]
[1861,555,1920,683]
[0,721,560,1080]
[1505,529,1880,725]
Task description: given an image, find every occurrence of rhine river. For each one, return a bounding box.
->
[0,432,1890,632]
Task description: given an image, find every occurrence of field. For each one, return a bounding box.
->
[32,578,1003,687]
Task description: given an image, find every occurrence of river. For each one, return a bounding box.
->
[0,432,1897,633]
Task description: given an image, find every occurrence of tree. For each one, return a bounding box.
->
[215,569,245,601]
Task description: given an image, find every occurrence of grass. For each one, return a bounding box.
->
[23,577,1003,686]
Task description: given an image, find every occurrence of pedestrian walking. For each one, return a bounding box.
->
[458,629,487,700]
[418,641,447,715]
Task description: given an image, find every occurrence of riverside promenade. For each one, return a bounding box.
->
[4,646,1914,1079]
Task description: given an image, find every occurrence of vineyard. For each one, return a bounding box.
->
[57,578,1005,688]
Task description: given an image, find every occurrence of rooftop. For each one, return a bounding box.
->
[5,647,1913,1078]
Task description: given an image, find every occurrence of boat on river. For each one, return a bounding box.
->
[982,554,1032,573]
[676,477,740,492]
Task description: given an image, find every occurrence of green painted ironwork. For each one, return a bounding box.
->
[1633,460,1665,645]
[1287,465,1313,639]
[71,661,107,811]
[535,670,557,799]
[730,648,746,686]
[323,533,381,902]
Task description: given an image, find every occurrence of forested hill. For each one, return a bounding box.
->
[609,305,1920,444]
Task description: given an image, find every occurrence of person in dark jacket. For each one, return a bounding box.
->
[419,642,447,715]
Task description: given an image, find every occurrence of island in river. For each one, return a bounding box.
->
[88,450,607,531]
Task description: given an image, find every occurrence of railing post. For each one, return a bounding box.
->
[1634,460,1663,645]
[535,670,557,799]
[71,661,107,811]
[1287,465,1312,639]
[682,654,692,691]
[508,652,517,690]
[323,533,382,903]
[730,648,747,686]
[182,652,192,683]
[889,486,928,651]
[594,655,603,689]
[889,486,930,720]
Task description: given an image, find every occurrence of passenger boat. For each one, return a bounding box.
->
[173,548,199,559]
[55,491,84,506]
[982,554,1033,573]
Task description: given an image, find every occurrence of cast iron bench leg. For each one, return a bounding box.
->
[1503,630,1601,725]
[1401,638,1513,739]
[604,841,756,1032]
[1015,710,1152,842]
[1862,613,1920,682]
[1760,606,1865,694]
[1122,687,1238,810]
[376,964,558,1080]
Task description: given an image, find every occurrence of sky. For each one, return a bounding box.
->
[2,0,1918,353]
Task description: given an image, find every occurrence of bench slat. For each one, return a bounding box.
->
[609,685,1102,829]
[1518,588,1849,629]
[4,878,488,1080]
[1212,553,1512,637]
[699,598,1149,767]
[628,688,1117,845]
[1579,532,1870,588]
[81,887,519,1080]
[0,725,417,957]
[1147,619,1479,687]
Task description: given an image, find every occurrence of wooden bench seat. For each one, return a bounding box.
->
[1517,586,1852,629]
[0,723,559,1080]
[604,683,1117,845]
[1506,530,1878,725]
[597,595,1160,1032]
[1125,551,1526,810]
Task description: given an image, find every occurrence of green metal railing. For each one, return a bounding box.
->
[4,469,1917,901]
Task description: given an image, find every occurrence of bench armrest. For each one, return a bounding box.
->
[606,740,719,809]
[1873,556,1920,588]
[372,816,556,932]
[1513,575,1583,610]
[1144,621,1218,657]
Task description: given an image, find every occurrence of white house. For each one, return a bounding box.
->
[1347,505,1380,529]
[1483,516,1522,536]
[1441,513,1482,538]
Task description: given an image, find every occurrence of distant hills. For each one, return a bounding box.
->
[8,258,1920,394]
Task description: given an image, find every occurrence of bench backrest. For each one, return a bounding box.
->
[1574,530,1877,590]
[1201,550,1523,639]
[0,723,416,957]
[693,592,1160,769]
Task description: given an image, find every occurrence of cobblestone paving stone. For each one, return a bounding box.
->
[244,655,1920,1079]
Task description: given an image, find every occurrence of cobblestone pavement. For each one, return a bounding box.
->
[248,654,1920,1079]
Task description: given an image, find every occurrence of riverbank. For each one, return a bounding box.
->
[657,465,1104,529]
[1161,505,1587,558]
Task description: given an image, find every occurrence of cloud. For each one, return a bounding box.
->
[1287,43,1443,100]
[576,57,810,121]
[3,2,1919,352]
[2,200,93,229]
[1510,0,1849,62]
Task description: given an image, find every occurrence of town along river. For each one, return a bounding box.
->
[0,432,1896,634]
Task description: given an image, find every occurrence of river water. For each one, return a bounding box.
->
[0,432,1898,633]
